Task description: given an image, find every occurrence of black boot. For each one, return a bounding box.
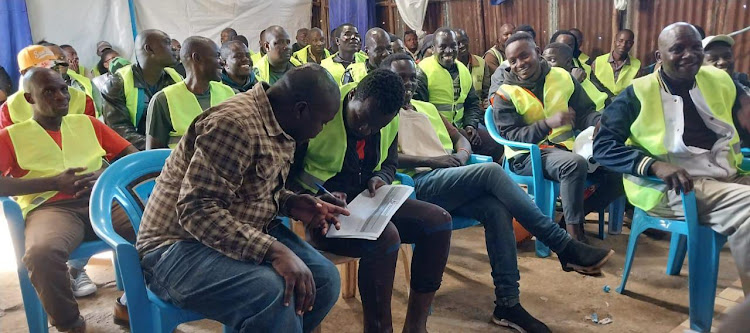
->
[557,239,614,275]
[492,303,551,333]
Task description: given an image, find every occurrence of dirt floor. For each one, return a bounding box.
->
[0,218,741,333]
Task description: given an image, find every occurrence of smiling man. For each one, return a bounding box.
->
[702,35,750,91]
[492,32,624,242]
[254,26,302,84]
[220,40,257,92]
[145,36,234,149]
[341,27,392,85]
[594,22,750,295]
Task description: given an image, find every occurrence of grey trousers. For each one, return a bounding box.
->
[649,175,750,295]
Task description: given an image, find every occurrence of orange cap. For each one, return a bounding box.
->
[17,45,57,72]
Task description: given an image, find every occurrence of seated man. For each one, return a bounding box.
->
[549,30,589,83]
[542,43,610,111]
[251,29,266,66]
[136,64,346,332]
[290,69,452,333]
[594,23,750,295]
[389,34,406,55]
[493,32,624,242]
[456,29,491,108]
[569,28,592,75]
[219,27,238,45]
[170,38,187,77]
[60,44,87,77]
[102,29,183,150]
[590,29,640,96]
[253,26,302,84]
[0,68,137,332]
[321,23,366,84]
[1,45,95,129]
[703,35,750,90]
[146,36,235,149]
[341,27,392,85]
[484,23,515,75]
[293,28,331,64]
[416,28,505,162]
[383,53,613,333]
[220,40,256,92]
[44,43,101,114]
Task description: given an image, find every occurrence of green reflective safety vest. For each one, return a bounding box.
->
[355,51,368,63]
[77,65,87,77]
[293,45,331,64]
[7,86,87,125]
[250,52,263,67]
[466,55,485,93]
[581,78,608,111]
[578,53,591,76]
[346,62,369,84]
[594,53,641,95]
[418,55,473,126]
[6,115,105,217]
[254,55,302,84]
[67,69,93,98]
[321,53,367,85]
[485,47,504,64]
[499,67,576,158]
[297,83,400,193]
[163,81,235,148]
[116,64,183,126]
[623,66,747,211]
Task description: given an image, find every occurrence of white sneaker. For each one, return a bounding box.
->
[71,270,97,298]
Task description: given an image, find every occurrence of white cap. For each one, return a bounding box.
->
[702,35,734,49]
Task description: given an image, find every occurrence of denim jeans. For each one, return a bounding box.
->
[141,224,340,333]
[413,163,571,307]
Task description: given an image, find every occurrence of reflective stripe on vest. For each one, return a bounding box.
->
[297,83,399,192]
[254,55,302,84]
[485,47,503,64]
[293,45,330,64]
[581,78,608,111]
[499,67,576,158]
[347,62,369,84]
[164,81,235,148]
[594,53,641,95]
[321,53,366,86]
[624,66,745,211]
[418,55,473,126]
[7,87,87,124]
[6,115,105,217]
[117,64,183,126]
[468,55,485,93]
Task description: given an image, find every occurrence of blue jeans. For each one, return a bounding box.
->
[141,224,340,333]
[413,163,571,307]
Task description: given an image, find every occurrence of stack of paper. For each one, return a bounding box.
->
[326,185,414,240]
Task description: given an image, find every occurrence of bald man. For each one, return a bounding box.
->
[102,29,182,150]
[1,67,137,332]
[146,37,234,149]
[341,27,392,85]
[595,23,750,300]
[254,26,302,84]
[293,27,330,64]
[292,27,309,53]
[170,38,187,77]
[220,27,238,45]
[484,23,515,74]
[455,29,491,105]
[220,40,257,93]
[43,43,99,110]
[137,64,346,332]
[251,29,267,65]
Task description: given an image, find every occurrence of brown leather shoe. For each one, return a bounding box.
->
[63,316,86,333]
[113,296,130,327]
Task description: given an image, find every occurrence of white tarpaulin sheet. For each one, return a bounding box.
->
[26,0,135,72]
[25,0,310,70]
[134,0,311,53]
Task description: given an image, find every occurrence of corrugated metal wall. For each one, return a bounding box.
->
[558,0,615,59]
[718,0,750,75]
[483,0,550,52]
[448,0,487,54]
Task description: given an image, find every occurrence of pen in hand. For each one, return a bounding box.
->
[315,183,347,208]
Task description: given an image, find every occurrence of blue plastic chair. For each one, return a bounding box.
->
[616,177,727,332]
[88,149,232,333]
[3,197,124,333]
[741,147,750,157]
[484,107,625,256]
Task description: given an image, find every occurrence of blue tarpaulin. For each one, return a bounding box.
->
[328,0,375,49]
[0,0,33,91]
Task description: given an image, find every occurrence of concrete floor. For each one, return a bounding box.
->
[0,219,741,333]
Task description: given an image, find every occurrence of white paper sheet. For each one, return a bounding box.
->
[326,185,414,240]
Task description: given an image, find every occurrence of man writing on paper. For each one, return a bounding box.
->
[290,69,452,333]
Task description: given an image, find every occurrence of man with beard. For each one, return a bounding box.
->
[254,26,302,84]
[341,27,392,85]
[146,36,234,149]
[220,40,256,92]
[594,22,750,296]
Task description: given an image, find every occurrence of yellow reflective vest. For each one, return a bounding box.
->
[293,45,331,64]
[6,87,87,125]
[594,53,641,95]
[254,55,302,84]
[498,67,576,158]
[6,115,105,217]
[116,64,183,126]
[418,55,473,126]
[321,53,367,85]
[162,81,235,148]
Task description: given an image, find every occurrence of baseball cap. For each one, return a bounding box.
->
[97,41,113,56]
[702,35,734,49]
[17,45,57,72]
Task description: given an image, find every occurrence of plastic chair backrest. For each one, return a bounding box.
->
[2,197,27,270]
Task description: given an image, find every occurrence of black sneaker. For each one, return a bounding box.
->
[491,303,551,333]
[557,239,614,275]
